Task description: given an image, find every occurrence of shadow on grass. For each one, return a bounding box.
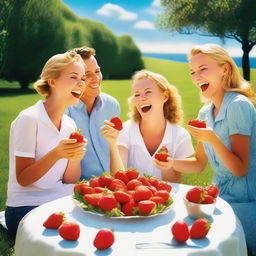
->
[0,88,36,97]
[0,225,14,256]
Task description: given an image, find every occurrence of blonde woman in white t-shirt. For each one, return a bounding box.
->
[101,69,194,181]
[5,51,87,239]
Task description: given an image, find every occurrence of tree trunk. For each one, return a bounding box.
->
[241,39,252,81]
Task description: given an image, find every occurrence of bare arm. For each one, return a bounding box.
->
[101,121,125,175]
[187,125,249,177]
[16,139,86,186]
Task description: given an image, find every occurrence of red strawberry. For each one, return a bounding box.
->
[155,146,169,162]
[114,191,131,203]
[98,195,117,211]
[137,176,151,186]
[133,185,153,202]
[74,182,87,194]
[98,175,114,188]
[89,177,100,187]
[69,129,84,142]
[122,198,137,216]
[205,184,219,198]
[171,220,189,243]
[110,116,123,131]
[83,193,102,206]
[148,176,159,188]
[80,185,95,195]
[93,229,115,250]
[154,190,170,203]
[202,194,215,204]
[186,186,205,203]
[126,168,139,180]
[190,218,211,239]
[58,222,80,241]
[138,200,156,215]
[43,212,65,229]
[109,179,127,191]
[188,120,206,128]
[149,196,166,205]
[127,179,142,190]
[157,182,172,192]
[94,187,107,193]
[114,170,129,184]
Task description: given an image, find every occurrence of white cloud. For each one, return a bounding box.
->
[144,0,162,16]
[136,42,256,57]
[97,3,137,21]
[152,0,161,7]
[134,21,155,30]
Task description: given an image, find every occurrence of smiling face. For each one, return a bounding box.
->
[80,55,102,102]
[50,61,86,106]
[189,53,226,100]
[132,77,167,120]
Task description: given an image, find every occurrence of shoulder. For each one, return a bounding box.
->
[198,104,211,118]
[227,93,255,116]
[167,122,190,137]
[100,93,120,106]
[15,103,39,123]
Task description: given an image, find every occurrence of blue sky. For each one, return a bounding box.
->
[62,0,256,57]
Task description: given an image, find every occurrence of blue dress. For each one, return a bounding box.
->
[198,92,256,254]
[66,93,120,180]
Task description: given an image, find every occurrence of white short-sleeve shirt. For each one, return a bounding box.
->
[117,120,195,179]
[6,100,77,207]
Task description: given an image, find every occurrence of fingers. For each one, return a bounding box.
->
[103,120,115,127]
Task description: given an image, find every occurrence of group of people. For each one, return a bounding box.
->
[4,44,256,255]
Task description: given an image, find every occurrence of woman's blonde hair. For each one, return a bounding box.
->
[128,69,184,125]
[188,44,256,104]
[34,51,85,97]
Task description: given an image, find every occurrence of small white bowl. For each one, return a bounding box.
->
[183,197,216,219]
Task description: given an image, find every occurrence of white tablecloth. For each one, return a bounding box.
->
[14,183,247,256]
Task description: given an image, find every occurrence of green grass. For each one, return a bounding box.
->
[0,57,255,254]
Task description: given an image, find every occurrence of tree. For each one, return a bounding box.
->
[157,0,256,81]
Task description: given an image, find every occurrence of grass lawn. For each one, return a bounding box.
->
[0,57,255,254]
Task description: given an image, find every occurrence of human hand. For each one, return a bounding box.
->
[101,120,119,144]
[54,139,87,161]
[154,155,174,171]
[187,125,216,143]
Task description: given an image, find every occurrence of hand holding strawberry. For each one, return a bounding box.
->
[155,146,169,162]
[110,117,123,131]
[188,119,206,128]
[69,129,84,142]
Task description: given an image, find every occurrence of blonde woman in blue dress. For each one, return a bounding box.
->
[166,44,256,255]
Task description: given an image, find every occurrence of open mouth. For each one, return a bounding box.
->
[89,84,100,89]
[71,90,81,98]
[199,82,209,92]
[140,104,152,113]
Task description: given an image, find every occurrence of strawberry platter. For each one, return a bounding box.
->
[72,169,173,219]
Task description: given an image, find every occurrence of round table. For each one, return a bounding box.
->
[14,183,247,256]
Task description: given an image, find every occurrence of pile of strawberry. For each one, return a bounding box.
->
[73,169,173,217]
[186,184,219,204]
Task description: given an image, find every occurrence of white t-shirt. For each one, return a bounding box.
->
[6,100,76,207]
[117,120,195,179]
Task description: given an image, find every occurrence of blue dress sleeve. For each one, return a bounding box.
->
[226,99,255,136]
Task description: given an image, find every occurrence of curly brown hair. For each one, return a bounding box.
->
[128,69,184,125]
[70,46,96,60]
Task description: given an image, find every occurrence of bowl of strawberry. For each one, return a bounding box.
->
[183,185,219,219]
[73,169,173,218]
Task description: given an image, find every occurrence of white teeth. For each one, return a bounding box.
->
[140,104,151,109]
[199,82,208,87]
[71,90,81,95]
[90,84,100,89]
